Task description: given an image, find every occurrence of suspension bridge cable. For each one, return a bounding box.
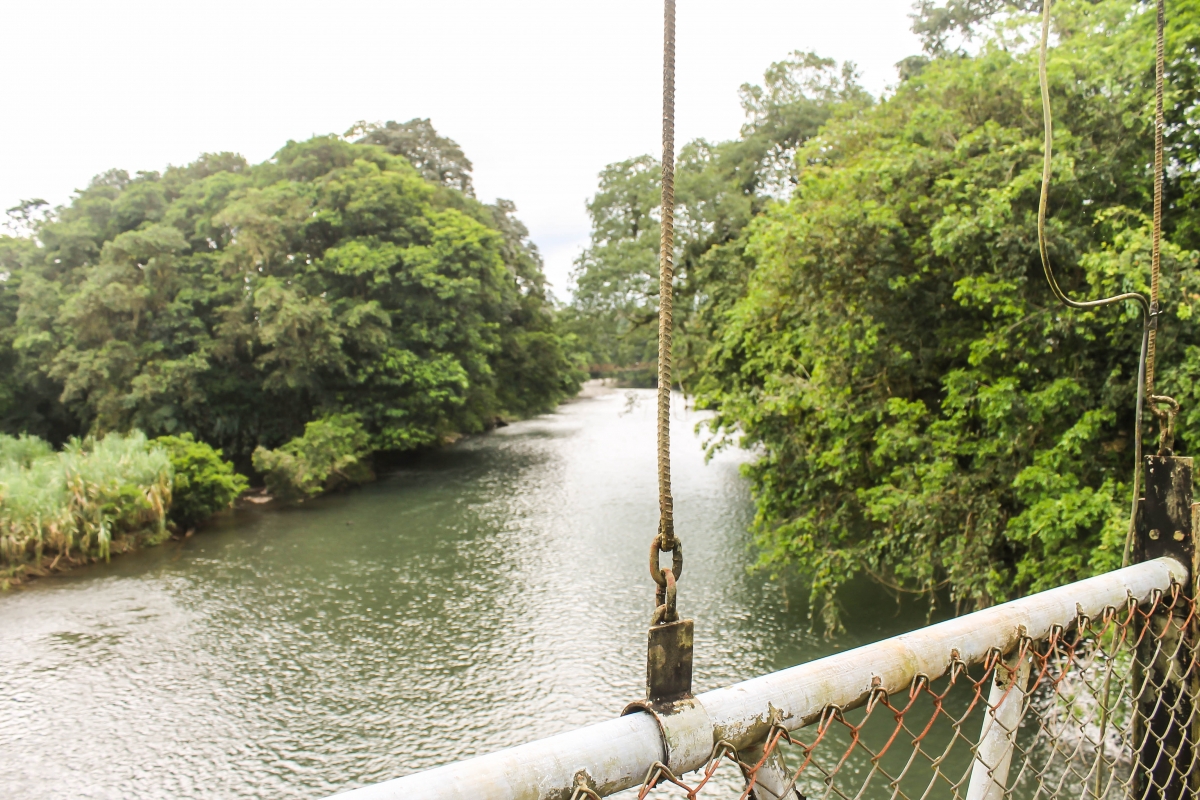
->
[1148,0,1167,400]
[651,0,680,623]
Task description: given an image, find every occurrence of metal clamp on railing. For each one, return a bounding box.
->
[622,539,714,778]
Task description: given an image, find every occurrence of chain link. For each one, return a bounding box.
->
[569,777,603,800]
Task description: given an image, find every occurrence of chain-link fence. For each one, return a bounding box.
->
[627,583,1196,800]
[334,558,1190,800]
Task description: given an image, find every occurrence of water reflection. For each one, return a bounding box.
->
[0,386,921,799]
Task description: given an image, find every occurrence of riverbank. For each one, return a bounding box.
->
[0,388,602,588]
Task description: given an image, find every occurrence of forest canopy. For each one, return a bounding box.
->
[568,0,1200,628]
[0,122,583,469]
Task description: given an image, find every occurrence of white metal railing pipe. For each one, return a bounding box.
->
[330,556,1186,800]
[700,556,1184,749]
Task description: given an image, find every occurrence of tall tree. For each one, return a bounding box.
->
[694,0,1200,628]
[910,0,1042,54]
[0,131,582,466]
[347,118,475,196]
[568,52,870,376]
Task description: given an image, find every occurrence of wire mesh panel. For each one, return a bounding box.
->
[626,584,1197,800]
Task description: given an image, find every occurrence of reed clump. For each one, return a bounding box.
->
[0,431,173,582]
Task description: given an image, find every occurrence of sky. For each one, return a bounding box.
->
[0,0,923,297]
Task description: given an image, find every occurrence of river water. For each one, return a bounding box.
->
[0,385,922,799]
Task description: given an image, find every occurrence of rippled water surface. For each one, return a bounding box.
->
[0,386,921,799]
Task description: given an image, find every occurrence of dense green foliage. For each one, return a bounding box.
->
[565,52,870,377]
[0,428,251,577]
[347,119,476,196]
[571,0,1200,627]
[252,413,373,500]
[0,431,171,577]
[154,433,248,528]
[0,120,582,469]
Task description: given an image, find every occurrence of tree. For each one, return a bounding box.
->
[568,52,870,378]
[347,118,475,196]
[693,0,1200,628]
[0,128,582,469]
[910,0,1042,55]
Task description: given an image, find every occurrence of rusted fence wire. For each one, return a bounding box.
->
[630,584,1196,800]
[332,557,1188,800]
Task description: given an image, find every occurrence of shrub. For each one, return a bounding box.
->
[252,414,374,500]
[154,433,249,528]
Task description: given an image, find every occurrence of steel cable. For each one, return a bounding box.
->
[1038,0,1159,569]
[1148,0,1166,399]
[651,0,680,621]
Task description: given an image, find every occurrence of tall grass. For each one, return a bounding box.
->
[0,432,172,574]
[0,434,53,468]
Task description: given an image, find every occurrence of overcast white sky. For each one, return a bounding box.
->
[0,0,923,296]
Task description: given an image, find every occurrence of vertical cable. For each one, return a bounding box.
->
[1038,0,1154,569]
[657,0,676,554]
[1146,0,1166,399]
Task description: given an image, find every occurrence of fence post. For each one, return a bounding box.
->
[738,737,802,800]
[965,647,1032,800]
[1132,455,1196,800]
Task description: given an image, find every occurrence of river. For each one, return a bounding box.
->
[0,385,923,799]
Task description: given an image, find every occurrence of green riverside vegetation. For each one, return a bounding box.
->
[0,119,581,462]
[0,119,584,579]
[569,0,1200,628]
[0,432,172,583]
[252,413,374,500]
[155,433,248,529]
[0,430,247,583]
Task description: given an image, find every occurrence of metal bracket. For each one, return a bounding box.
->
[621,695,713,774]
[621,616,712,773]
[645,617,693,702]
[1135,455,1195,572]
